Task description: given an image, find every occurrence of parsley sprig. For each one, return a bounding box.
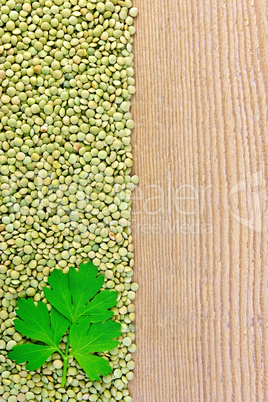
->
[8,261,120,388]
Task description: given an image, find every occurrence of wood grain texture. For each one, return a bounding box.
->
[130,0,267,401]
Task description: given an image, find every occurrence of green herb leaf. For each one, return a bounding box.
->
[8,299,69,369]
[44,261,118,324]
[82,290,118,323]
[70,353,112,382]
[70,316,121,381]
[8,344,57,371]
[13,299,69,348]
[8,261,121,388]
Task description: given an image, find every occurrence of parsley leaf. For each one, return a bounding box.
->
[8,261,121,388]
[8,299,69,370]
[8,344,57,371]
[70,317,121,381]
[13,299,69,347]
[44,261,118,324]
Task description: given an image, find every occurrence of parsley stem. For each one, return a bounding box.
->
[57,348,65,359]
[61,333,70,388]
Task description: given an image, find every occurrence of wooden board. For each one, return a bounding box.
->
[130,0,268,400]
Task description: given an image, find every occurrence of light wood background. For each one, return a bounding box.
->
[130,0,267,401]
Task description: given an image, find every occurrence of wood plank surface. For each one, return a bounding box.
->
[130,0,268,400]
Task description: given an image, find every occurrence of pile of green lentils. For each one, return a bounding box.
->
[0,0,139,400]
